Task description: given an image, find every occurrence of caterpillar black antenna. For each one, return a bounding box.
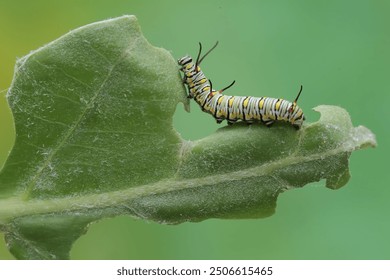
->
[196,41,219,69]
[220,80,236,93]
[294,85,303,104]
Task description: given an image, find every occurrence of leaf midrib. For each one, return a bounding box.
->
[0,139,364,223]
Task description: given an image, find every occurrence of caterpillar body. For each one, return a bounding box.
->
[178,42,305,129]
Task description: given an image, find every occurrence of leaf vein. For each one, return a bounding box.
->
[30,114,70,127]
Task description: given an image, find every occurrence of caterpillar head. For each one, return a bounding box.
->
[178,56,194,71]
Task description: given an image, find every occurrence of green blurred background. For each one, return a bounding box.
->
[0,0,388,259]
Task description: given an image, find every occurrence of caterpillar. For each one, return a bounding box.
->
[178,42,306,129]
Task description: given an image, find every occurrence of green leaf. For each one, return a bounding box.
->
[0,16,376,259]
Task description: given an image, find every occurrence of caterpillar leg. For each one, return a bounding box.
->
[226,118,237,125]
[293,124,300,130]
[216,118,223,124]
[264,120,274,127]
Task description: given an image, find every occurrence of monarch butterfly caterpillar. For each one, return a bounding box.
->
[178,42,306,129]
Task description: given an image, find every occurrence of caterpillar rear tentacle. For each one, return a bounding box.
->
[178,43,306,129]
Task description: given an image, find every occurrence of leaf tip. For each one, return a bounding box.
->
[352,126,377,149]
